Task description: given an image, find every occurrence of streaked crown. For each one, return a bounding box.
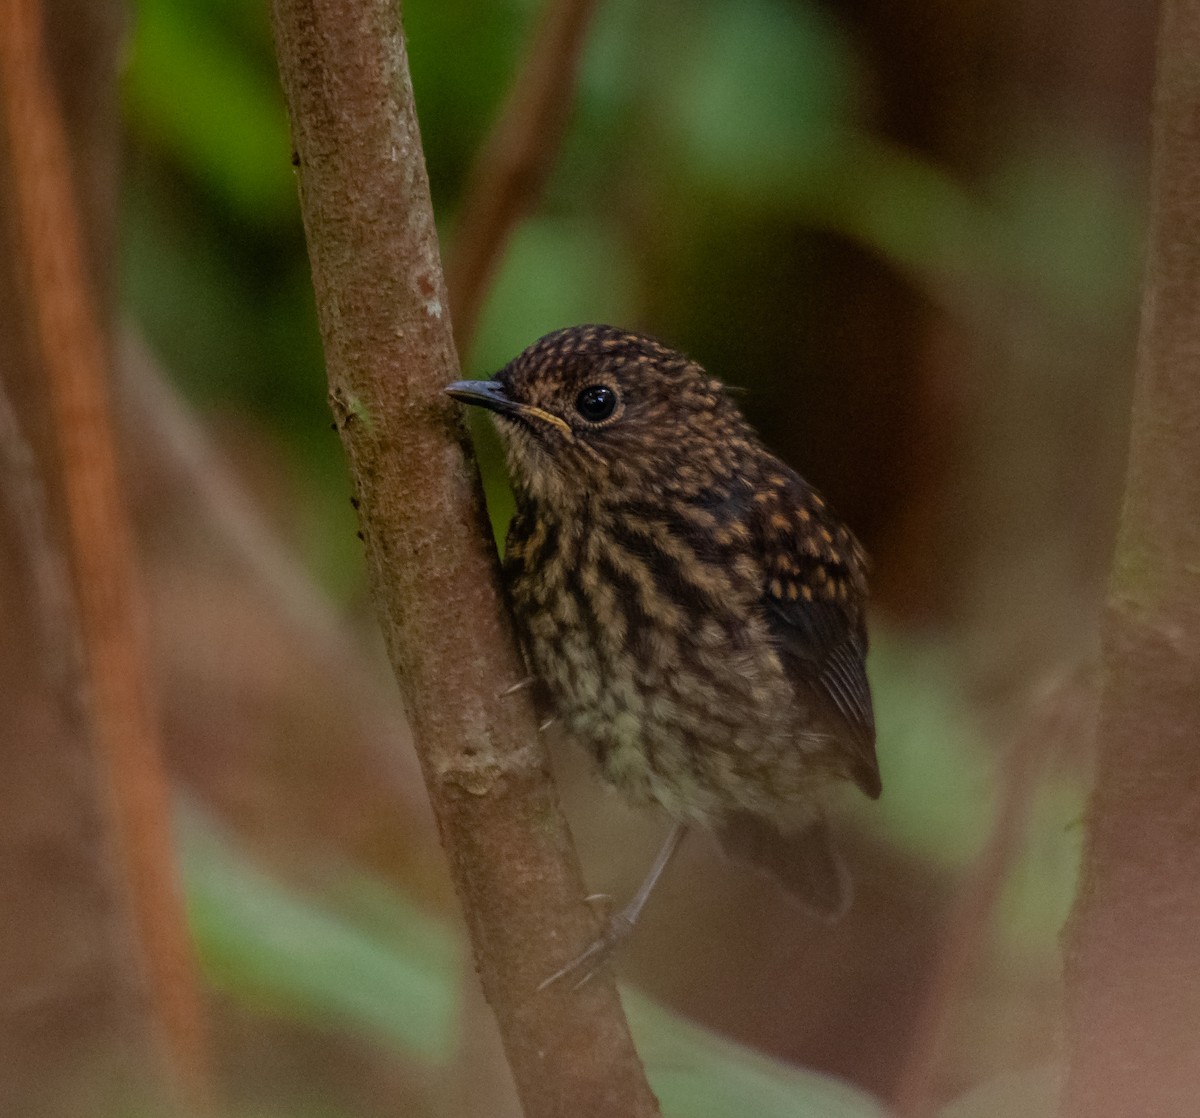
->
[453,325,757,506]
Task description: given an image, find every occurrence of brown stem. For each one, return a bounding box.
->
[444,0,601,358]
[0,0,211,1108]
[269,3,659,1116]
[1061,2,1200,1115]
[118,330,357,670]
[0,381,83,699]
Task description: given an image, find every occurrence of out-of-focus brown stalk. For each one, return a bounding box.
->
[1061,2,1200,1115]
[0,383,82,695]
[0,0,210,1107]
[892,672,1093,1116]
[269,2,659,1116]
[444,0,601,358]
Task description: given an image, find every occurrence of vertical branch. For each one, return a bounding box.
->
[1061,2,1200,1115]
[0,0,211,1107]
[269,2,660,1117]
[444,0,601,357]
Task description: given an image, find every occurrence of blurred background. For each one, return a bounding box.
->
[0,0,1158,1114]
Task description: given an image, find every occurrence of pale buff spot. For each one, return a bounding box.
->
[734,554,758,581]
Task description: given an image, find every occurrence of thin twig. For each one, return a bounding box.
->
[0,378,84,702]
[444,0,601,358]
[116,327,440,870]
[0,0,211,1108]
[118,330,351,662]
[270,3,660,1116]
[891,670,1095,1116]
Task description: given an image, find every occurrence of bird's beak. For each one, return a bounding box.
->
[445,380,571,436]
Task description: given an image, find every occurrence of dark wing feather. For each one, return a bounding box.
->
[753,475,881,799]
[766,599,881,798]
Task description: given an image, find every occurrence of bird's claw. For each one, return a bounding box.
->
[537,912,636,992]
[497,675,535,699]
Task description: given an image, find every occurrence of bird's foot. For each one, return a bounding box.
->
[539,823,688,992]
[497,675,535,699]
[537,906,638,992]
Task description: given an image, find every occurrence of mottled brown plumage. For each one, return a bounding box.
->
[447,324,879,973]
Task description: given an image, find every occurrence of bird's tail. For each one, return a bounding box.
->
[716,811,852,921]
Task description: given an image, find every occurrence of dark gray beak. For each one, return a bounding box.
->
[445,379,518,417]
[445,379,572,435]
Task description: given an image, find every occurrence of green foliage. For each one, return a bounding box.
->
[632,997,888,1117]
[403,0,531,201]
[185,811,1075,1116]
[120,0,1132,593]
[185,816,459,1062]
[120,0,1131,1108]
[125,0,294,224]
[184,814,888,1117]
[472,216,639,373]
[860,627,991,868]
[862,626,1085,957]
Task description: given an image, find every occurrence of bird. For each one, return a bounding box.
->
[445,324,880,986]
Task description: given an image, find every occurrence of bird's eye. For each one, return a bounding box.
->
[575,384,618,423]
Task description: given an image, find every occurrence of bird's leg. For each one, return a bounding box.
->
[539,822,688,991]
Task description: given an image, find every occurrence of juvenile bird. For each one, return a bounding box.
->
[446,325,879,983]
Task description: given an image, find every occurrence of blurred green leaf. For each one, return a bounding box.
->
[467,215,639,546]
[124,0,296,222]
[470,215,639,373]
[986,138,1142,323]
[816,137,988,280]
[629,994,888,1118]
[662,0,858,189]
[996,777,1084,957]
[184,814,888,1116]
[405,0,529,202]
[183,816,459,1063]
[855,626,992,869]
[860,627,1086,957]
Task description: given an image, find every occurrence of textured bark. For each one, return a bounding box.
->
[269,2,660,1116]
[1061,2,1200,1114]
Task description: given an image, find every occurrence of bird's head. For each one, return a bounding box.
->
[446,325,752,507]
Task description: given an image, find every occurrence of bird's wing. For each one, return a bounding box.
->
[751,474,881,799]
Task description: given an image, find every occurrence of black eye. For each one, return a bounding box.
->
[575,384,617,423]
